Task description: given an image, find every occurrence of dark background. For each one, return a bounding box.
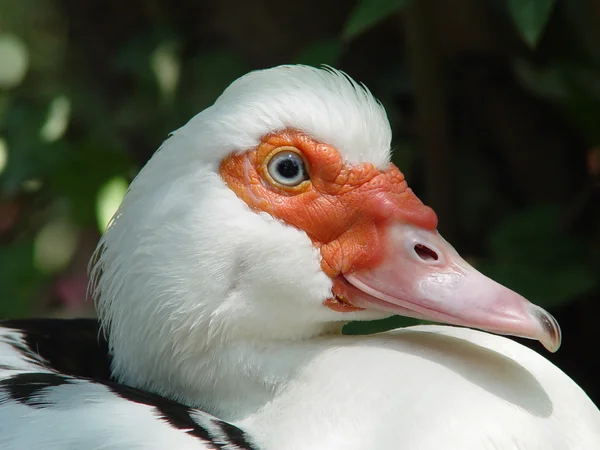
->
[0,0,598,404]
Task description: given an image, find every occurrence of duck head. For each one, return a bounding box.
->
[90,65,560,393]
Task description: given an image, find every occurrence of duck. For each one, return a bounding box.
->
[1,64,599,450]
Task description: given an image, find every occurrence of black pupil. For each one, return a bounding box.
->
[276,156,301,179]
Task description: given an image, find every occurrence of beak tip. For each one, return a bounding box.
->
[530,305,562,353]
[542,338,561,354]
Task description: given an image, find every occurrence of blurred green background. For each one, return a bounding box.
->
[0,0,598,402]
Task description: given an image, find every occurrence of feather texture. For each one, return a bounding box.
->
[0,320,259,450]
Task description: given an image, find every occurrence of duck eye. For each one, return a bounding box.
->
[267,151,309,187]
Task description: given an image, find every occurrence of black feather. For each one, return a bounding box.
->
[1,319,112,381]
[0,372,72,408]
[215,419,258,450]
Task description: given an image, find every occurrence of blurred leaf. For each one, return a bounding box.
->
[21,178,42,193]
[508,0,557,48]
[0,34,29,88]
[40,95,71,142]
[294,40,342,67]
[151,41,181,103]
[96,176,129,232]
[342,0,410,40]
[344,315,421,335]
[0,137,7,176]
[480,205,597,308]
[34,216,78,274]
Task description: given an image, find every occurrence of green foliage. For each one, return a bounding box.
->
[341,0,560,47]
[342,0,411,40]
[0,34,29,89]
[34,217,78,274]
[508,0,557,48]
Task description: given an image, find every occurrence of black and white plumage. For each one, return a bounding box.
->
[0,320,258,450]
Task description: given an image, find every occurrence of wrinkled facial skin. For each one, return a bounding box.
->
[219,129,437,310]
[219,129,561,352]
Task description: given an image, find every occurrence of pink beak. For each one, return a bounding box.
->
[343,223,561,352]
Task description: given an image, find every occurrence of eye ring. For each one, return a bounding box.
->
[264,147,310,188]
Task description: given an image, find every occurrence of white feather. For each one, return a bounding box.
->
[154,65,392,171]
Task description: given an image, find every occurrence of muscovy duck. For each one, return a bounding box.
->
[1,65,599,449]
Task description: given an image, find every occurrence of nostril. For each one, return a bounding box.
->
[414,244,439,262]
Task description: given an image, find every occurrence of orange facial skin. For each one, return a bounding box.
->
[219,130,437,312]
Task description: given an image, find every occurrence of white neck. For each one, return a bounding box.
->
[169,336,340,419]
